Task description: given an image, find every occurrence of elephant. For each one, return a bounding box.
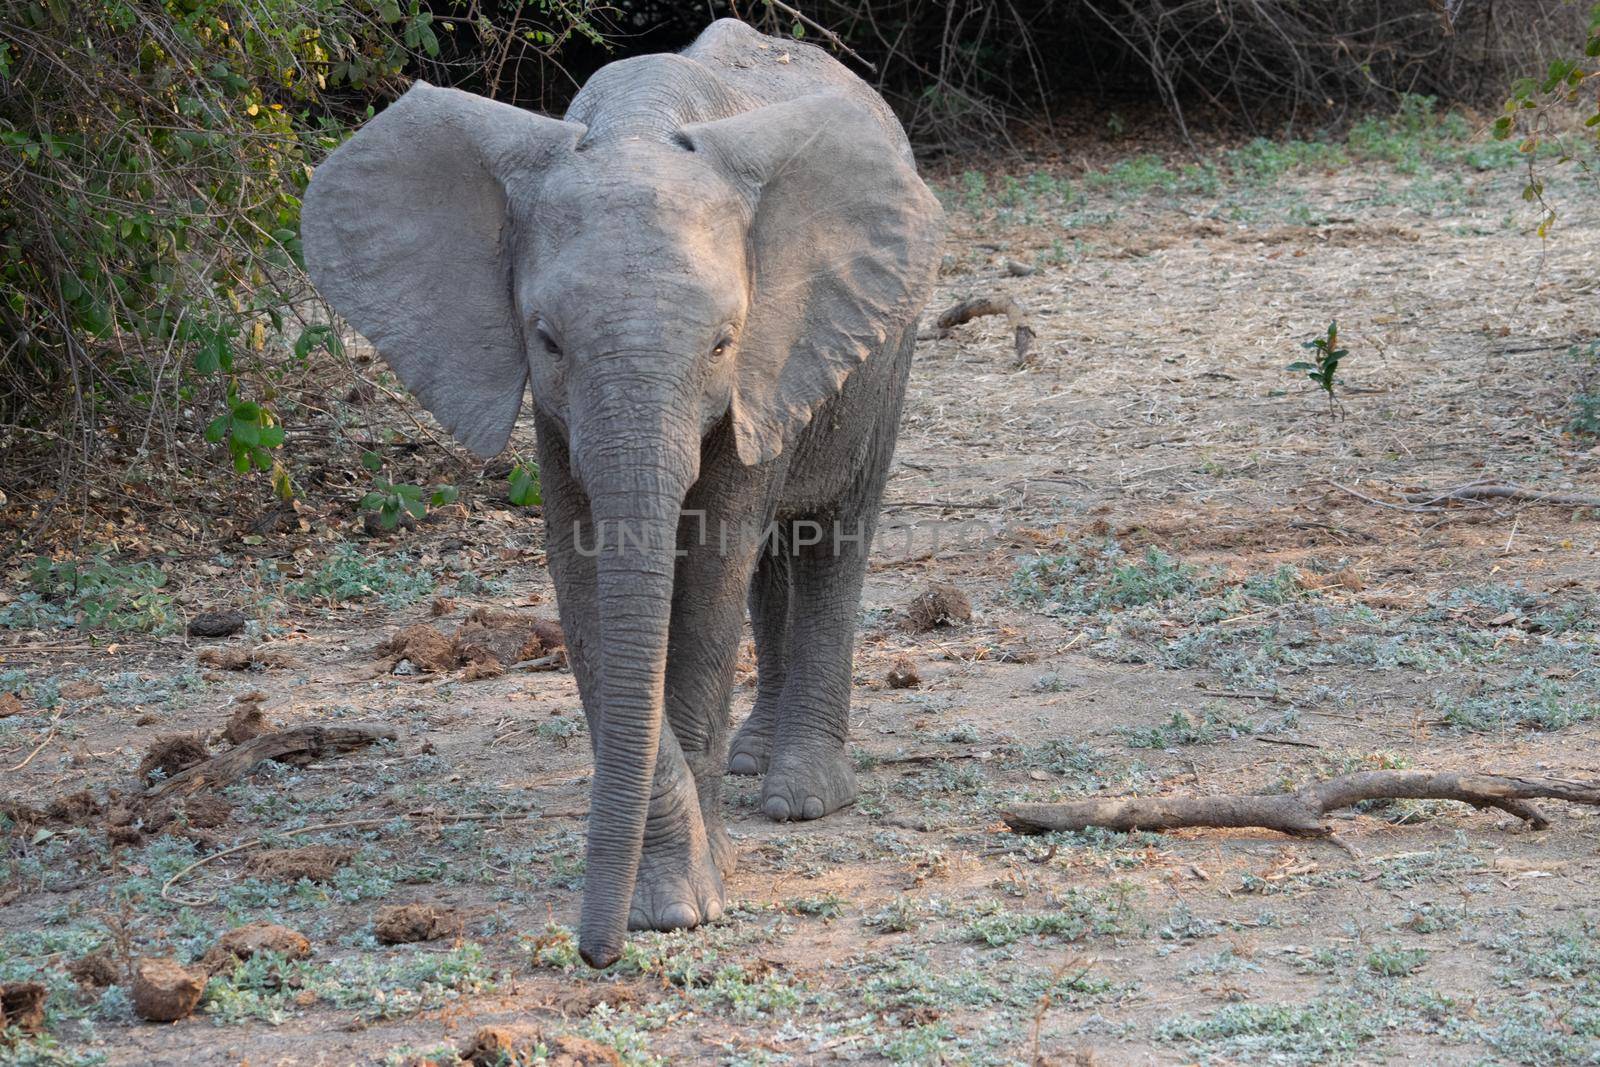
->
[300,18,943,967]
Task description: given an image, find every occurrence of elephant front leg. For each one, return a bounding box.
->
[630,724,726,931]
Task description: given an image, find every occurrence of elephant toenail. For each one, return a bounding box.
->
[729,752,761,776]
[801,797,824,819]
[704,896,723,922]
[658,902,698,930]
[764,796,792,821]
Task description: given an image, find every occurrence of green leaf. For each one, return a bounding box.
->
[1286,361,1315,372]
[508,463,542,507]
[232,420,261,447]
[359,492,385,511]
[402,495,427,519]
[430,485,459,507]
[361,451,383,472]
[258,425,285,448]
[204,415,229,443]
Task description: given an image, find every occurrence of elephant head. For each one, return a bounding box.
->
[301,79,942,966]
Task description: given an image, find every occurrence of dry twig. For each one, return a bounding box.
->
[1001,771,1600,837]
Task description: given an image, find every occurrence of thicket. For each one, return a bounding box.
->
[0,1,593,538]
[0,1,1595,545]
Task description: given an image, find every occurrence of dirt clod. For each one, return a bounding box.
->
[0,981,48,1035]
[0,693,24,718]
[373,903,460,944]
[66,950,120,989]
[138,734,210,783]
[248,845,353,883]
[886,658,923,689]
[462,1026,621,1067]
[200,923,312,975]
[904,583,972,632]
[131,958,206,1022]
[58,680,105,700]
[188,609,248,638]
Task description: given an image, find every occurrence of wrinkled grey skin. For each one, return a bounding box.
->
[300,19,943,967]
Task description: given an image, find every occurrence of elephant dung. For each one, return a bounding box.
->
[0,981,47,1035]
[200,923,312,975]
[886,658,922,689]
[66,950,120,989]
[461,1025,621,1066]
[903,583,972,632]
[131,958,207,1022]
[221,692,273,745]
[248,846,354,883]
[379,624,458,672]
[137,734,210,783]
[373,903,460,945]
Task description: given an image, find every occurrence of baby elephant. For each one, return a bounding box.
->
[302,18,943,966]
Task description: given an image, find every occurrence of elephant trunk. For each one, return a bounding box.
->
[573,387,698,969]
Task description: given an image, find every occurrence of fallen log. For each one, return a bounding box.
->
[1001,771,1600,837]
[145,723,398,798]
[923,295,1038,367]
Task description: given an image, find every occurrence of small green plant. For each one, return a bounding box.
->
[2,554,175,633]
[1288,321,1348,414]
[1366,944,1429,977]
[357,452,458,530]
[508,460,543,506]
[287,544,436,607]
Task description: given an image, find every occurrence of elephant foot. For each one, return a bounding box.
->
[761,742,857,822]
[628,773,725,932]
[726,706,776,776]
[628,832,725,932]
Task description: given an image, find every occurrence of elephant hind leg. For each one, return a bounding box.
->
[727,547,790,776]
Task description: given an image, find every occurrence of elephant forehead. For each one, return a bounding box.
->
[535,149,749,230]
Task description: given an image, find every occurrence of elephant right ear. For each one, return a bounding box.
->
[301,83,585,457]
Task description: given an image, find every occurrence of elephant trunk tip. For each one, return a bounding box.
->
[579,932,624,970]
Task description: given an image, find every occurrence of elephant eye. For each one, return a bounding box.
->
[535,321,562,360]
[709,329,735,363]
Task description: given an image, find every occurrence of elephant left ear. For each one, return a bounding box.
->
[681,94,944,465]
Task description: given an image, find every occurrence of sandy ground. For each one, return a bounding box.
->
[2,118,1599,1066]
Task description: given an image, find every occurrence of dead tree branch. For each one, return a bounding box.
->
[1401,483,1600,509]
[924,296,1039,367]
[145,723,398,798]
[1001,771,1600,837]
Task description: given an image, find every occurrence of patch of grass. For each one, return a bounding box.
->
[1156,997,1381,1062]
[1085,154,1181,196]
[784,893,848,921]
[1,553,176,634]
[1118,706,1256,749]
[959,886,1139,948]
[286,544,436,608]
[1436,681,1600,733]
[1013,538,1212,617]
[1366,944,1429,977]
